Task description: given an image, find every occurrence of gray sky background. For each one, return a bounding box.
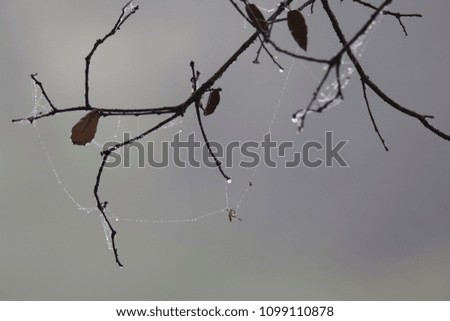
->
[1,0,450,300]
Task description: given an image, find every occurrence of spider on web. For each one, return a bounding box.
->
[227,208,242,222]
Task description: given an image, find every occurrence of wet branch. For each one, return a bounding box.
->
[31,73,57,112]
[190,62,230,181]
[85,1,139,107]
[96,113,180,266]
[12,0,450,267]
[352,0,422,36]
[292,0,392,129]
[321,0,450,142]
[13,1,288,266]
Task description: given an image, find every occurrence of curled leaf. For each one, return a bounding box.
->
[71,110,101,146]
[203,89,221,116]
[245,3,269,36]
[287,9,308,51]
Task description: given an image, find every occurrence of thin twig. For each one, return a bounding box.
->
[12,103,179,123]
[332,0,393,60]
[294,60,334,131]
[31,73,58,111]
[102,112,181,155]
[195,105,230,181]
[267,39,330,63]
[361,81,389,151]
[352,0,422,36]
[84,1,139,107]
[94,155,122,267]
[298,0,317,12]
[190,61,230,181]
[229,0,254,28]
[257,35,284,71]
[96,113,181,266]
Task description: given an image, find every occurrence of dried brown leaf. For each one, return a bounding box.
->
[287,9,308,51]
[70,110,101,146]
[245,3,269,36]
[203,89,221,116]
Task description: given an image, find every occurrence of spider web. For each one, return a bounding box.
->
[22,0,382,255]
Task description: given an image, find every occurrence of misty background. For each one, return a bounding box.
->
[1,0,450,300]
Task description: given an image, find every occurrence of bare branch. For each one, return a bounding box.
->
[84,1,139,107]
[190,61,230,181]
[12,0,449,268]
[361,80,389,151]
[30,73,58,112]
[333,0,393,59]
[294,60,334,131]
[257,34,285,71]
[102,113,181,155]
[96,113,181,266]
[195,104,230,181]
[352,0,422,36]
[267,39,330,63]
[12,103,178,124]
[321,0,450,141]
[229,0,253,27]
[293,0,391,130]
[94,155,122,267]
